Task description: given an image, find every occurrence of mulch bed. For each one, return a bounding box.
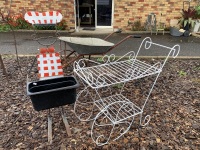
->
[0,56,199,150]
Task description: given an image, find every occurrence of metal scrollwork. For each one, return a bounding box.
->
[140,115,151,127]
[170,44,180,58]
[102,54,116,63]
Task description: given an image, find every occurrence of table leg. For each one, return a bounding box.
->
[61,107,71,136]
[0,54,9,81]
[48,110,53,144]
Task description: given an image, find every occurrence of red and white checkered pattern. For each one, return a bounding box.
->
[37,52,63,80]
[24,11,62,25]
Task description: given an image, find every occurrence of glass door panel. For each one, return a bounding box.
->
[96,0,112,27]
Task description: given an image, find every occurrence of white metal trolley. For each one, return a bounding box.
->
[73,37,180,146]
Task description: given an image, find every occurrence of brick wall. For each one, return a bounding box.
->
[1,0,198,31]
[113,0,197,30]
[0,0,75,30]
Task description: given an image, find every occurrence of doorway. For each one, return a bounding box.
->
[75,0,113,29]
[76,0,95,28]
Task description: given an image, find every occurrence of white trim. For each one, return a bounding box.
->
[112,0,114,27]
[74,0,81,31]
[95,0,97,27]
[96,26,113,28]
[74,0,77,30]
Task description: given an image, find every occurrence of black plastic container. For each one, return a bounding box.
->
[27,76,79,111]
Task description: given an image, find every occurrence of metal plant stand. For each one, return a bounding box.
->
[73,37,180,146]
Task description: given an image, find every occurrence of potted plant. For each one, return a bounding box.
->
[179,8,196,31]
[193,5,200,32]
[169,19,184,36]
[195,5,200,18]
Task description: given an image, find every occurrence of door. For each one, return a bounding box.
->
[96,0,113,28]
[75,0,113,29]
[76,0,95,28]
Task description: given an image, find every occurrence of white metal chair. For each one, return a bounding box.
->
[145,13,157,35]
[156,22,165,35]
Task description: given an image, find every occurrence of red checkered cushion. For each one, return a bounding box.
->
[24,11,62,25]
[37,49,63,80]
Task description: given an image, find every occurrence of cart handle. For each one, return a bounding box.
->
[132,35,141,38]
[104,29,122,40]
[103,35,141,55]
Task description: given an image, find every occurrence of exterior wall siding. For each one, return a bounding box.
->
[1,0,197,31]
[113,0,197,30]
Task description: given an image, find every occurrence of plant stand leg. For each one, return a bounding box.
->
[61,107,71,136]
[48,110,53,144]
[0,54,9,81]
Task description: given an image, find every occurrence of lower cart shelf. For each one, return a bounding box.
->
[94,94,142,124]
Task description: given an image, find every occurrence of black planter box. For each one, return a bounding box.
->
[27,76,79,111]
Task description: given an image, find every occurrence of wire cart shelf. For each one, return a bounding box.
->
[73,37,180,146]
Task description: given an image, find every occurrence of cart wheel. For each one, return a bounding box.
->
[91,110,135,146]
[74,87,98,121]
[91,102,135,146]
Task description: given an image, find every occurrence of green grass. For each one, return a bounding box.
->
[178,70,187,76]
[0,24,11,32]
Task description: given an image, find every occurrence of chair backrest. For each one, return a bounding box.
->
[24,11,63,46]
[24,11,62,25]
[37,46,64,80]
[147,13,156,26]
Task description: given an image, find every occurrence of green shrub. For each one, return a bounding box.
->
[14,14,32,29]
[0,24,11,32]
[0,13,67,31]
[132,20,145,31]
[195,5,200,18]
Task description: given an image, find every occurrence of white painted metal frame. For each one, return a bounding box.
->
[73,37,180,146]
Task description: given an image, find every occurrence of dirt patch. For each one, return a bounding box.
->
[0,56,199,149]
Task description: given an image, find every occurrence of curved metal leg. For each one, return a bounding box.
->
[74,86,97,121]
[91,110,115,146]
[140,114,151,127]
[113,118,135,141]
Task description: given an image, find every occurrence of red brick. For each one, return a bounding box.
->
[130,2,136,4]
[129,18,134,21]
[151,6,157,9]
[5,0,192,31]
